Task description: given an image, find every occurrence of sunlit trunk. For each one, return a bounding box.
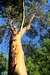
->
[8,30,27,75]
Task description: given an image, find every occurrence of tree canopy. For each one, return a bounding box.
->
[25,39,50,75]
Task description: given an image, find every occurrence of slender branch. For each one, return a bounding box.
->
[25,13,35,31]
[20,0,25,31]
[30,13,35,23]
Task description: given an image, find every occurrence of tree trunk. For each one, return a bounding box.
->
[8,27,28,75]
[8,13,35,75]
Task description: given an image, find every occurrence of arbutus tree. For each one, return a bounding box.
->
[1,0,50,75]
[8,0,35,75]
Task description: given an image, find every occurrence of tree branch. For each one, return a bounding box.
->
[26,10,34,19]
[30,13,35,22]
[26,13,35,31]
[9,18,14,32]
[20,0,25,31]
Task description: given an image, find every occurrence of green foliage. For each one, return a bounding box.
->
[30,1,34,9]
[43,39,50,52]
[25,39,50,75]
[3,0,22,15]
[0,51,8,75]
[47,13,50,25]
